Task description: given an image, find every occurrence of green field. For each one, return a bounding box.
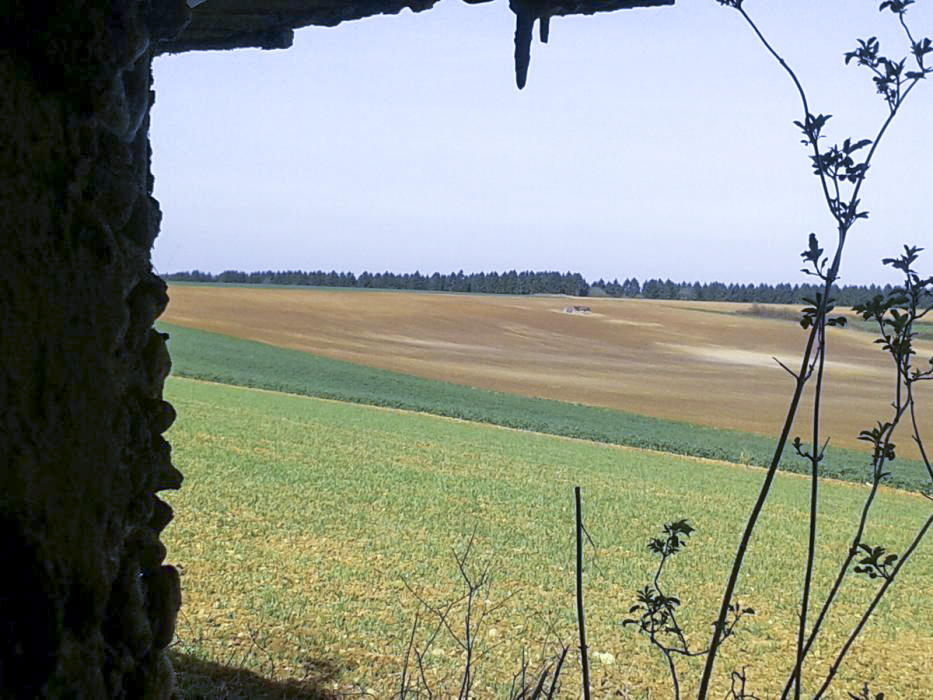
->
[159,322,932,494]
[163,377,933,699]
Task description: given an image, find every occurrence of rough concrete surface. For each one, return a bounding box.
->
[157,0,673,53]
[1,2,187,697]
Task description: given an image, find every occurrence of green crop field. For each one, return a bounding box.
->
[163,377,933,699]
[159,322,932,494]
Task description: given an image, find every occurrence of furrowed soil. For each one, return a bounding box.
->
[162,285,933,456]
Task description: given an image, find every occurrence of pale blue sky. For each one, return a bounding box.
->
[151,0,932,286]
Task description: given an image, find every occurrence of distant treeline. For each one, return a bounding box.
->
[164,269,591,295]
[162,268,896,306]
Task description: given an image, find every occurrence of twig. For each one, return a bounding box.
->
[773,356,799,380]
[699,5,930,695]
[811,510,933,699]
[793,317,828,699]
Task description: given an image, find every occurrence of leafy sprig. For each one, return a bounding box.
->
[852,544,899,582]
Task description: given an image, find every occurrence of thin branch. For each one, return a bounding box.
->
[773,356,799,380]
[399,610,420,698]
[731,7,836,223]
[700,6,929,696]
[811,509,933,699]
[665,649,681,700]
[780,368,910,699]
[793,322,828,699]
[698,294,823,698]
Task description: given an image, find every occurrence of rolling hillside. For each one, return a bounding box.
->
[162,284,933,457]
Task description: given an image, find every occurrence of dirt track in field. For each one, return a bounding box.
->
[163,285,933,455]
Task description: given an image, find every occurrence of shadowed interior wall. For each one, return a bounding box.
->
[0,1,672,696]
[0,2,188,697]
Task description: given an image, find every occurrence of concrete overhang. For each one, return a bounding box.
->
[158,0,674,53]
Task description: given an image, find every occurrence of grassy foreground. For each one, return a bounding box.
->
[163,377,933,698]
[159,322,931,493]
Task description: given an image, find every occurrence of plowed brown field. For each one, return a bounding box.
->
[163,285,933,455]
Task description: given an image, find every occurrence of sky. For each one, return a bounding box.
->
[150,0,933,286]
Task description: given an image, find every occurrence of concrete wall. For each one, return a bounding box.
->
[0,2,189,696]
[0,1,673,696]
